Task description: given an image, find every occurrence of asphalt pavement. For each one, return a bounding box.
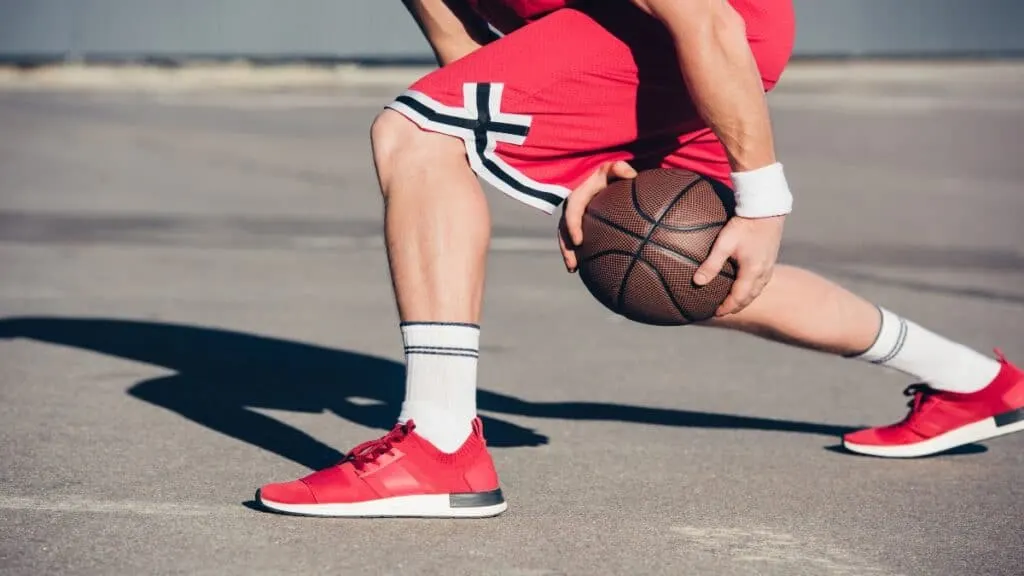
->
[1,62,1023,576]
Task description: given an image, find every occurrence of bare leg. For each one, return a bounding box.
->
[702,265,879,356]
[371,110,490,323]
[703,265,1001,392]
[254,112,504,517]
[370,110,491,451]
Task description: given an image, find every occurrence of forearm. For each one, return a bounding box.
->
[635,0,790,218]
[641,0,775,172]
[401,0,496,66]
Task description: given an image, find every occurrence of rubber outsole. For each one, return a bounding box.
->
[843,407,1024,458]
[255,488,508,518]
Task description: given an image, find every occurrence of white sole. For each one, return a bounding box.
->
[844,409,1024,458]
[256,489,508,518]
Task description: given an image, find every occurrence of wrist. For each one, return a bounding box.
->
[729,162,793,218]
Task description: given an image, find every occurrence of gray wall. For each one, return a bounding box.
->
[791,0,1024,57]
[1,0,1022,61]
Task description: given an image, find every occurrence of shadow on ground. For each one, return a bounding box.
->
[0,316,987,470]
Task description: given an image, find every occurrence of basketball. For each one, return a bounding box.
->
[574,168,736,326]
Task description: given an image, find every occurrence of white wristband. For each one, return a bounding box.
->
[730,162,793,218]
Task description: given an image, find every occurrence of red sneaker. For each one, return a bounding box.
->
[843,350,1024,457]
[257,418,507,517]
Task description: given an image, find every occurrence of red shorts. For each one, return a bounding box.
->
[385,1,795,214]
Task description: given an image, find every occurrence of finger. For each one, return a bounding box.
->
[747,267,773,302]
[607,161,638,181]
[744,279,766,307]
[559,236,577,272]
[564,186,602,247]
[737,266,774,312]
[717,265,761,316]
[693,236,735,286]
[566,161,633,246]
[558,218,578,273]
[730,263,774,313]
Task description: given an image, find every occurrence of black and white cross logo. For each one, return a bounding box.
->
[388,82,570,213]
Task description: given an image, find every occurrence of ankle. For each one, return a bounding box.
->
[399,322,481,453]
[403,410,474,454]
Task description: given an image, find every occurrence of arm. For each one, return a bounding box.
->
[560,0,789,314]
[637,0,773,172]
[401,0,498,66]
[634,0,790,314]
[636,0,791,219]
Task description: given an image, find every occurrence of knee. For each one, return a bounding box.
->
[370,109,417,167]
[370,109,464,180]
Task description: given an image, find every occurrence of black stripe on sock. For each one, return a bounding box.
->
[399,321,480,329]
[404,345,479,355]
[405,349,479,359]
[873,317,908,365]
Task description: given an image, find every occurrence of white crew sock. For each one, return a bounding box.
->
[852,307,1001,393]
[397,322,479,453]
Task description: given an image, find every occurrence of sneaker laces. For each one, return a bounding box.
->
[343,422,415,472]
[903,383,939,416]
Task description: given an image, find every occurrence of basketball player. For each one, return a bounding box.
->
[256,0,1024,517]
